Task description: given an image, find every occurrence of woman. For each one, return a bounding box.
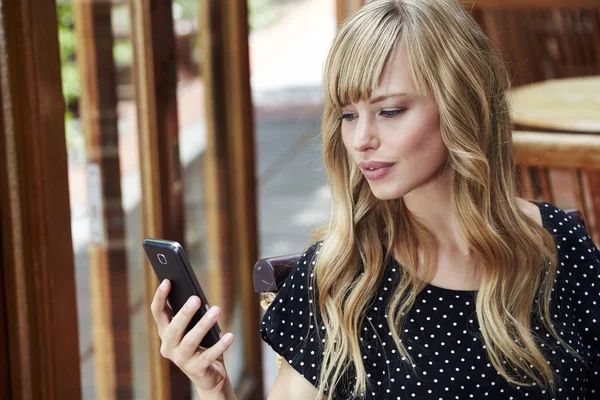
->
[151,0,600,398]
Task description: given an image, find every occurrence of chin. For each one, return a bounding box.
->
[367,182,408,201]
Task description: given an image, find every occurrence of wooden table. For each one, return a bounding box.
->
[509,75,600,133]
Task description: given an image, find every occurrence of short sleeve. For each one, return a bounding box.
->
[542,203,600,396]
[259,242,325,387]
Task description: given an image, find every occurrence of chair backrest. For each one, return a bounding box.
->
[253,253,303,293]
[471,0,600,86]
[513,130,600,244]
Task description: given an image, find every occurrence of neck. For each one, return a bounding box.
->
[402,168,470,256]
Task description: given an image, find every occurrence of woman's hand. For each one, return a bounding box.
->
[151,279,235,394]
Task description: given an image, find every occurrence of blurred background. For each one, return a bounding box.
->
[1,0,599,399]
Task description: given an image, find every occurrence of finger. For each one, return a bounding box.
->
[162,295,201,349]
[191,333,234,370]
[178,306,221,358]
[151,279,172,338]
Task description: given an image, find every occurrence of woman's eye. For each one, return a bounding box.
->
[340,112,357,122]
[380,109,405,118]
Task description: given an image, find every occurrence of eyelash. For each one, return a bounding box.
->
[340,108,406,122]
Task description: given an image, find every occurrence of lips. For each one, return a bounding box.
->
[359,161,395,170]
[358,161,395,181]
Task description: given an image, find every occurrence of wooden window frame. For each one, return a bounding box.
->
[0,0,268,397]
[0,0,82,398]
[130,0,264,398]
[71,1,133,398]
[129,0,190,398]
[199,0,263,398]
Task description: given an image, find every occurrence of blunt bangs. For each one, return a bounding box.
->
[324,3,404,109]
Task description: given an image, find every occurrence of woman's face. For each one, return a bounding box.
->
[340,47,448,201]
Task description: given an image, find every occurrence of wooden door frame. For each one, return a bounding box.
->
[129,0,190,398]
[0,0,81,398]
[72,2,133,398]
[199,1,263,398]
[130,0,266,397]
[0,223,10,400]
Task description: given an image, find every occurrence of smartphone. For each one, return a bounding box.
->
[143,238,222,348]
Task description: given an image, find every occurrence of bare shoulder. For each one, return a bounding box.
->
[515,197,543,227]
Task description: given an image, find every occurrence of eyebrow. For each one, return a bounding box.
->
[368,92,410,104]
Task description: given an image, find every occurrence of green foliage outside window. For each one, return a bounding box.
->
[58,4,84,154]
[57,0,275,153]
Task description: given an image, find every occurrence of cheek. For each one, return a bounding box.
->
[414,129,445,162]
[340,126,354,153]
[396,110,445,162]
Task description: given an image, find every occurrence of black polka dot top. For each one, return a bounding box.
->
[260,202,600,399]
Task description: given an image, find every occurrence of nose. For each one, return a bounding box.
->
[353,115,379,152]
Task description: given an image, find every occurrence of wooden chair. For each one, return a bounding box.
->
[471,0,600,86]
[513,130,600,244]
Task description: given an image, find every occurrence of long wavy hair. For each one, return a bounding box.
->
[310,0,574,397]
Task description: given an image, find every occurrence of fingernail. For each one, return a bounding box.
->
[187,297,199,310]
[223,333,233,344]
[206,307,219,320]
[160,280,168,291]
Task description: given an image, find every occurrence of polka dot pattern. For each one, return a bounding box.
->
[260,202,600,398]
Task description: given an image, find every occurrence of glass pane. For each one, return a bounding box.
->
[59,1,147,398]
[249,0,336,392]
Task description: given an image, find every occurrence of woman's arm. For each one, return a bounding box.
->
[261,243,326,399]
[194,379,237,400]
[193,360,320,400]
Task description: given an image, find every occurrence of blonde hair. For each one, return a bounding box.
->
[311,0,574,397]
